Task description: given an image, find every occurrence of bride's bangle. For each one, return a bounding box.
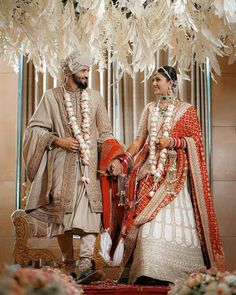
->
[123,151,134,165]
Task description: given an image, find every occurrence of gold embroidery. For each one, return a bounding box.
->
[129,238,204,284]
[52,88,77,215]
[185,137,214,265]
[27,132,53,182]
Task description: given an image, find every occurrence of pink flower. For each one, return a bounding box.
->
[207,267,218,276]
[186,275,202,288]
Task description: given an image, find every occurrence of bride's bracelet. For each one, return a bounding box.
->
[169,137,186,149]
[123,151,134,165]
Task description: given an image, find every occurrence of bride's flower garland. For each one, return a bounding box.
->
[148,100,175,197]
[63,87,91,183]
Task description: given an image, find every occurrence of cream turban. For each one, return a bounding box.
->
[62,51,92,76]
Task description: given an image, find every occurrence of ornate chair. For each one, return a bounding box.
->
[11,209,119,278]
[11,209,81,267]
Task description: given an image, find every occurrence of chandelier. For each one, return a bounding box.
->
[0,0,235,78]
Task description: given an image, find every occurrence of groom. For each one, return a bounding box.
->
[23,50,123,283]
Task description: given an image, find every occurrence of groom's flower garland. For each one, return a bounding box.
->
[148,100,175,197]
[63,87,91,183]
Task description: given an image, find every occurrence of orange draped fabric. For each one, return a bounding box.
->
[99,139,126,243]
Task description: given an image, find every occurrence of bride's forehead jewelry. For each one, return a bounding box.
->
[159,67,172,81]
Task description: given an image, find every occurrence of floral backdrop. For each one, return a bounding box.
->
[0,0,235,78]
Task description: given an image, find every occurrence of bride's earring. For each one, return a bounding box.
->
[168,87,173,97]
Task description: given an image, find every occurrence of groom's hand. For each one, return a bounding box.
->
[53,137,79,152]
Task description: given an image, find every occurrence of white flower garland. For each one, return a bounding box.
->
[63,87,91,183]
[148,101,175,197]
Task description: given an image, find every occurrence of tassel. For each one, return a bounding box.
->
[99,231,112,264]
[111,238,124,267]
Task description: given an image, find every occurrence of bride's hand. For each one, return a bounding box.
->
[157,137,171,149]
[108,159,123,176]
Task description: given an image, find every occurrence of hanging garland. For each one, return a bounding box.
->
[63,87,91,183]
[148,100,175,197]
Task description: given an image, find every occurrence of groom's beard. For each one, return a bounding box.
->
[72,74,88,89]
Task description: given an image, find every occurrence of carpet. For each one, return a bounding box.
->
[80,281,170,295]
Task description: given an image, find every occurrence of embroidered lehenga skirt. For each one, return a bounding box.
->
[129,179,204,284]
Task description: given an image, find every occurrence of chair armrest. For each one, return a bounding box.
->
[11,209,37,242]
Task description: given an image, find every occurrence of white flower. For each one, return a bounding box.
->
[158,163,164,171]
[74,131,80,137]
[81,176,87,182]
[70,117,77,122]
[83,113,90,119]
[150,145,155,151]
[64,93,71,100]
[151,136,157,142]
[149,191,155,197]
[81,109,90,114]
[150,131,157,137]
[151,117,158,122]
[224,274,236,285]
[65,101,73,107]
[154,171,161,179]
[82,123,90,128]
[149,153,156,160]
[67,111,74,117]
[159,158,165,165]
[163,131,169,137]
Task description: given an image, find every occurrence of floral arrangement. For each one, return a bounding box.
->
[0,0,235,78]
[0,264,83,295]
[169,267,236,295]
